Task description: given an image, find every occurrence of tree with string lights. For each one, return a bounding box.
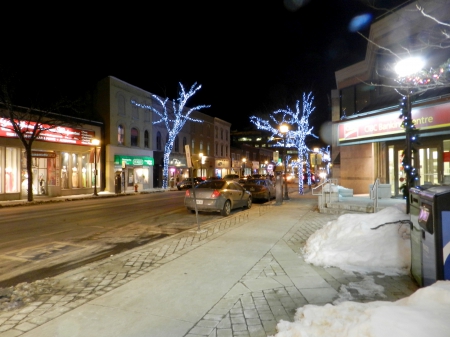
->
[249,92,318,195]
[132,82,210,189]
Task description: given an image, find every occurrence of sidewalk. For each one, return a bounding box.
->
[0,191,418,337]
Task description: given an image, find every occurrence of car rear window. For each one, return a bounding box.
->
[197,181,226,189]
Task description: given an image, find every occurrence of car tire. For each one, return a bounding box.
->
[245,197,252,209]
[221,200,231,216]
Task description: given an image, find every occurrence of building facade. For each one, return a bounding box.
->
[94,76,232,191]
[0,108,102,201]
[331,1,450,196]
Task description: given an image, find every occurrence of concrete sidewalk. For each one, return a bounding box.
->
[0,192,418,337]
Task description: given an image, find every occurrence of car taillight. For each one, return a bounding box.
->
[211,190,221,198]
[185,189,191,197]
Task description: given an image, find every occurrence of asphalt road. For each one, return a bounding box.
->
[0,191,238,287]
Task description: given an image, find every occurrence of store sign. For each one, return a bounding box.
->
[31,151,56,158]
[0,117,96,145]
[114,155,154,166]
[338,102,450,141]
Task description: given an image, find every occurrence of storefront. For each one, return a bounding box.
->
[337,101,450,196]
[0,117,102,201]
[113,155,154,192]
[215,158,230,178]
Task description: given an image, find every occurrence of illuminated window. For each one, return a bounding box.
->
[118,125,124,145]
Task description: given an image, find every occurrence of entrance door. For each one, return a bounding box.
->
[396,146,438,188]
[418,147,438,185]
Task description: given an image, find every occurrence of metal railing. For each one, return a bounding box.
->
[312,178,338,208]
[369,178,380,212]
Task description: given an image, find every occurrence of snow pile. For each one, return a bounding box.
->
[302,206,411,275]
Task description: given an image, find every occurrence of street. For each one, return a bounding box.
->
[0,190,245,287]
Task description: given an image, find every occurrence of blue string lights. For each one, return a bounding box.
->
[249,92,318,195]
[132,82,210,189]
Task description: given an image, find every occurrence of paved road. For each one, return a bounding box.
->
[0,191,237,287]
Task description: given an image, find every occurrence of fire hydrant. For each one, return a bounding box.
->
[134,184,138,192]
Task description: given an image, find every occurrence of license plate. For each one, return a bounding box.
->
[196,200,203,204]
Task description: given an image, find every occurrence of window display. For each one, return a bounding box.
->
[5,147,20,193]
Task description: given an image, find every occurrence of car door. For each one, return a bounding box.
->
[227,182,246,208]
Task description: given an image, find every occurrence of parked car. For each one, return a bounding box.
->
[223,174,240,181]
[176,177,204,190]
[241,178,276,202]
[184,179,252,216]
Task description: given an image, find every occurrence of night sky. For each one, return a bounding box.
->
[2,0,406,134]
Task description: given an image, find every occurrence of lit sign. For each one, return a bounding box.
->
[0,118,96,146]
[338,102,450,142]
[114,155,154,166]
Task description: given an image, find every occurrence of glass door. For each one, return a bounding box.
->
[418,147,438,186]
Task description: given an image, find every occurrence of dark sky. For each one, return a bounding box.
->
[3,0,404,132]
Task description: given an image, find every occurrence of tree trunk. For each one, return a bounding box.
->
[25,145,34,202]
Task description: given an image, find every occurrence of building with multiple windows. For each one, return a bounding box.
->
[94,76,232,192]
[331,1,450,196]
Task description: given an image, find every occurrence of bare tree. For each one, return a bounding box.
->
[0,69,87,201]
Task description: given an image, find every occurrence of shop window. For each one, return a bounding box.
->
[61,152,70,189]
[118,125,124,145]
[4,147,20,193]
[81,151,89,187]
[131,127,138,147]
[144,130,149,148]
[175,136,179,152]
[71,153,80,188]
[156,131,162,150]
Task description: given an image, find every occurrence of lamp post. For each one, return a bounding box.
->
[199,152,203,179]
[395,57,423,214]
[280,124,289,200]
[91,138,100,196]
[242,158,246,178]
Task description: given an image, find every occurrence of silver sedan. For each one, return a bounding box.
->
[184,179,252,216]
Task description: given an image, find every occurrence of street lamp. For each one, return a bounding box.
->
[280,124,289,200]
[91,138,100,196]
[242,158,246,178]
[199,152,203,179]
[395,57,423,214]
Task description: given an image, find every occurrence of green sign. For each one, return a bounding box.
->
[114,155,154,166]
